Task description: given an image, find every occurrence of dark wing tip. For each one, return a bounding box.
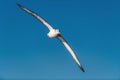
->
[16,3,24,9]
[79,66,85,72]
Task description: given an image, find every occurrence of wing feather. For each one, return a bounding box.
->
[57,34,85,72]
[16,3,53,30]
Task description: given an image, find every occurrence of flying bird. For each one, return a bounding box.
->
[16,3,85,72]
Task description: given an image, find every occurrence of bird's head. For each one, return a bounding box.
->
[47,29,60,38]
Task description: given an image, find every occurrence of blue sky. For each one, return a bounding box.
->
[0,0,120,79]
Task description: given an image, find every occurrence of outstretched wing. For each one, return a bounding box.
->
[16,3,53,31]
[57,34,85,72]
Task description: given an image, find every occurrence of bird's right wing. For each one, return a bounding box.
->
[57,34,85,72]
[16,3,53,31]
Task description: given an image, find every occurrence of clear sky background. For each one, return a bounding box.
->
[0,0,120,79]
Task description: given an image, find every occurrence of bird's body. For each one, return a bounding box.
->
[17,3,85,72]
[47,29,60,38]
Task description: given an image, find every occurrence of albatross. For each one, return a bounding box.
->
[16,3,85,72]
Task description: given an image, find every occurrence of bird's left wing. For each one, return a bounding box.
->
[16,3,53,31]
[57,34,85,72]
